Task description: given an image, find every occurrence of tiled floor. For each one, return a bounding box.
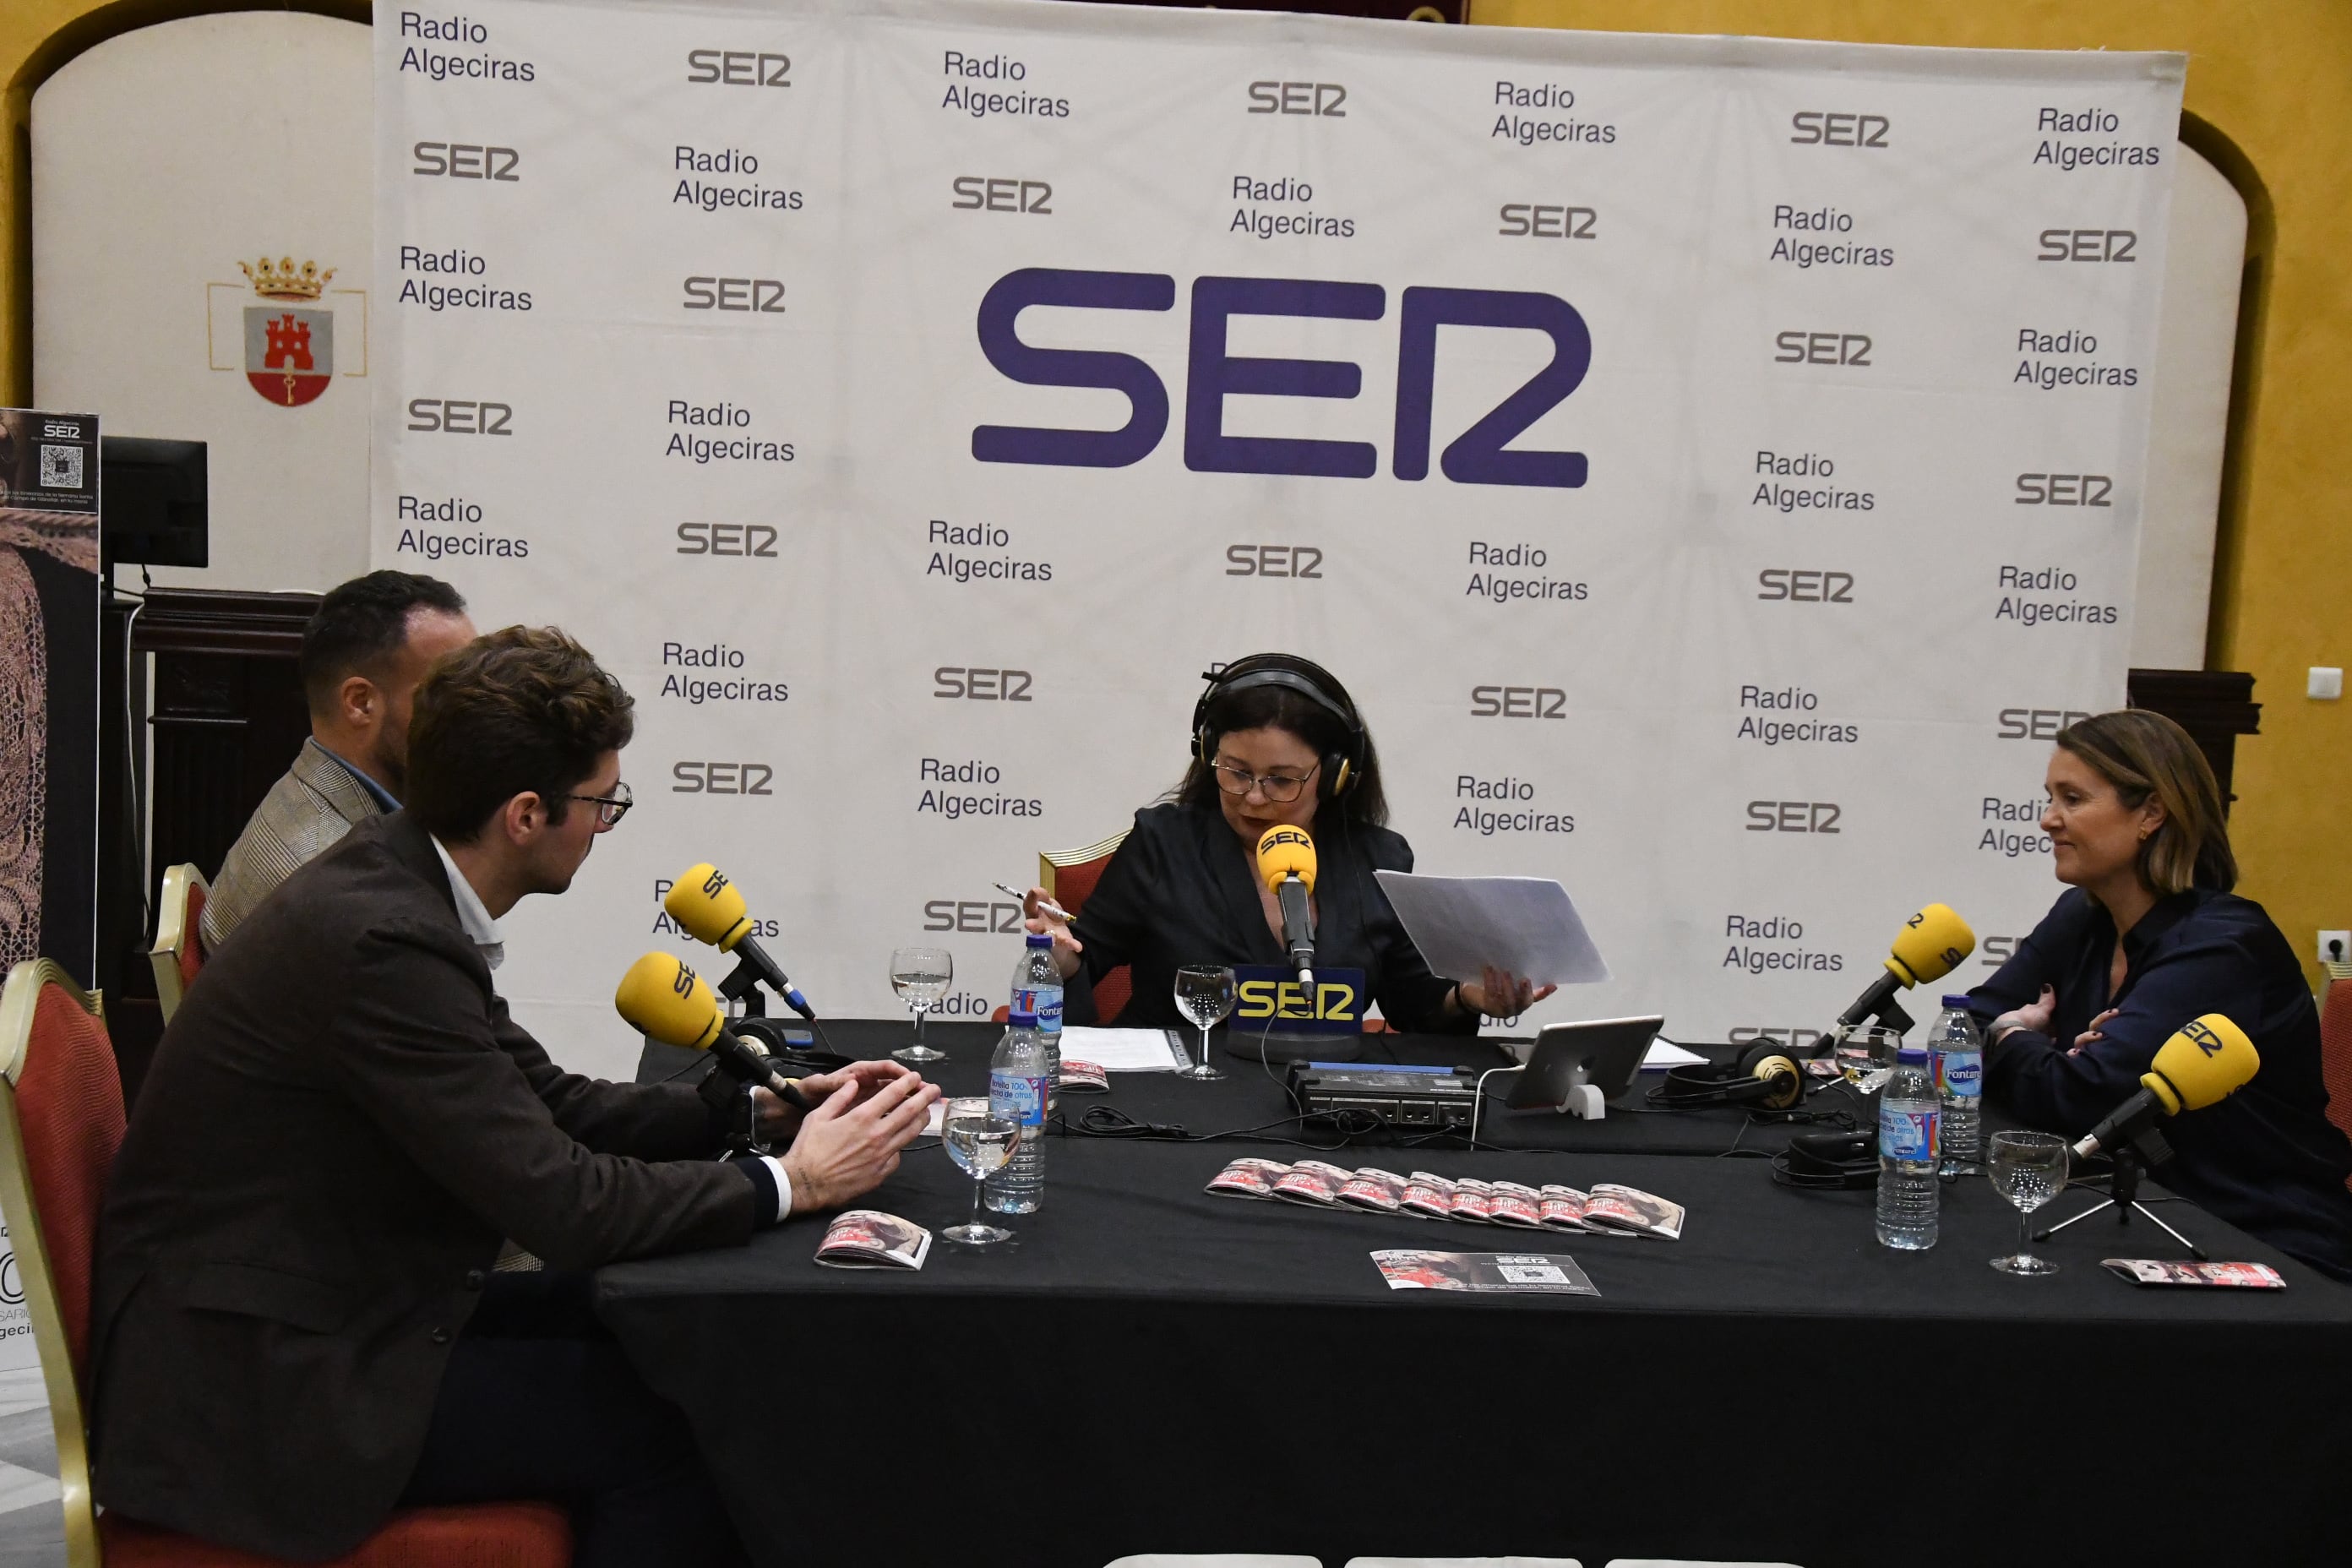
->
[0,1369,63,1566]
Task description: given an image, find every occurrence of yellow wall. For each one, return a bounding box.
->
[1473,0,2352,983]
[6,0,2345,976]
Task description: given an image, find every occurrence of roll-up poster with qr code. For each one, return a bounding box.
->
[0,409,101,988]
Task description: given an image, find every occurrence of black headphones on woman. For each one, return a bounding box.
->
[1190,655,1368,801]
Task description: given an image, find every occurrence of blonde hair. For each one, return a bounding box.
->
[2054,710,2237,895]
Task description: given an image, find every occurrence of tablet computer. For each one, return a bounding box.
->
[1504,1015,1665,1111]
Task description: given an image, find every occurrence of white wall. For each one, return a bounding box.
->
[31,12,372,593]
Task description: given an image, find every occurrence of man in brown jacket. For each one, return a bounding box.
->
[92,627,936,1565]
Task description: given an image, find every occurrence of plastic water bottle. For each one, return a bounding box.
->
[1930,995,1984,1175]
[984,1010,1048,1215]
[1875,1043,1941,1250]
[1011,933,1064,1106]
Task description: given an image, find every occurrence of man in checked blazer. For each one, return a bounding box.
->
[199,570,476,951]
[92,627,939,1565]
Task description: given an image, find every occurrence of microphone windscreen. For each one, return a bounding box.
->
[614,951,726,1053]
[1256,825,1318,894]
[1886,903,1975,987]
[665,864,754,950]
[2147,1013,2259,1113]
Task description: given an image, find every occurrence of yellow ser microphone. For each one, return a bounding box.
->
[2072,1014,2260,1160]
[615,951,811,1110]
[663,864,817,1020]
[1836,903,1977,1032]
[1255,825,1318,985]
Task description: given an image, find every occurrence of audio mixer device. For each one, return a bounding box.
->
[1285,1062,1486,1130]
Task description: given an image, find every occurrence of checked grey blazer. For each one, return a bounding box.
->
[199,738,384,952]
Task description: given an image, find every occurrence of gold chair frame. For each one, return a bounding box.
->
[0,959,106,1568]
[1038,829,1131,905]
[147,863,209,1023]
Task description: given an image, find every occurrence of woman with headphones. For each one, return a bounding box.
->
[1021,653,1554,1032]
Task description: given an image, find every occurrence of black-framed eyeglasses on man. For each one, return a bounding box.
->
[564,780,633,825]
[1210,760,1318,803]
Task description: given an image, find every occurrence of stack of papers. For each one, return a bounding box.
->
[1058,1026,1187,1073]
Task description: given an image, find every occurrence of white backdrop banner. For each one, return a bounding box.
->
[373,0,2185,1081]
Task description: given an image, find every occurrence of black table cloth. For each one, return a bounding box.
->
[607,1021,2352,1568]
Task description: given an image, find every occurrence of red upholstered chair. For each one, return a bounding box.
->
[2322,977,2352,1191]
[145,863,209,1023]
[1043,831,1133,1024]
[0,960,572,1568]
[992,830,1135,1025]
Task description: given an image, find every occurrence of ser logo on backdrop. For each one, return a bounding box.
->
[687,49,791,86]
[934,667,1032,701]
[2015,473,2113,507]
[970,272,1592,488]
[1226,544,1321,579]
[1746,801,1841,834]
[953,177,1053,214]
[1774,331,1871,366]
[1788,112,1890,147]
[671,762,774,795]
[1997,708,2093,740]
[676,522,778,557]
[1756,569,1854,603]
[683,276,786,312]
[1470,685,1566,719]
[923,899,1022,934]
[406,399,512,435]
[2038,229,2137,262]
[1497,204,1597,239]
[412,141,520,180]
[1247,81,1347,116]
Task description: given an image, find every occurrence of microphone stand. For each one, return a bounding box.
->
[716,956,767,1018]
[2034,1130,2207,1260]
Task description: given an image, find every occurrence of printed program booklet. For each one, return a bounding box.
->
[814,1210,932,1270]
[1208,1160,1684,1240]
[1372,1250,1600,1295]
[2102,1258,2286,1288]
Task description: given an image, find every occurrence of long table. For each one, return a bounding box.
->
[602,1021,2352,1568]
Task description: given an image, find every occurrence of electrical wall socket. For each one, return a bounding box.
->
[2320,930,2350,966]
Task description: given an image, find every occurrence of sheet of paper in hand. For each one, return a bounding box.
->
[1372,1251,1599,1296]
[814,1211,932,1270]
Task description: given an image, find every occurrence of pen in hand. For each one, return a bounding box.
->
[996,881,1075,924]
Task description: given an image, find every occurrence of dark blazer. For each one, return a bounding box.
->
[1972,886,2352,1278]
[1069,802,1475,1034]
[90,812,760,1560]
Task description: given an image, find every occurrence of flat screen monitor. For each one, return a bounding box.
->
[100,437,207,569]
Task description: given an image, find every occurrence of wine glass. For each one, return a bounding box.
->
[1990,1130,2069,1275]
[890,945,952,1064]
[1173,966,1236,1081]
[940,1097,1015,1247]
[1832,1025,1901,1096]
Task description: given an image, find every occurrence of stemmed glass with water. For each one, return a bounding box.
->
[1832,1024,1902,1096]
[1173,966,1236,1081]
[940,1096,1016,1247]
[889,945,952,1064]
[1990,1130,2069,1275]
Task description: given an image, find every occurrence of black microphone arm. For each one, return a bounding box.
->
[714,932,818,1021]
[1276,874,1316,984]
[705,1025,813,1111]
[1835,966,1916,1037]
[2072,1086,2173,1163]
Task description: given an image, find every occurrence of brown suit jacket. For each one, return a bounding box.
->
[200,738,384,952]
[91,812,758,1560]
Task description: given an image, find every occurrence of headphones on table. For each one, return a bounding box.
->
[1191,654,1367,803]
[1650,1039,1810,1113]
[1771,1130,1880,1190]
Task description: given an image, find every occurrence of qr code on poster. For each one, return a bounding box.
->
[39,444,84,490]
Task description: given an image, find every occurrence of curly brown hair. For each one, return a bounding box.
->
[406,625,634,842]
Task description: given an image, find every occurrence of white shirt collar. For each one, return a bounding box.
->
[429,836,506,970]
